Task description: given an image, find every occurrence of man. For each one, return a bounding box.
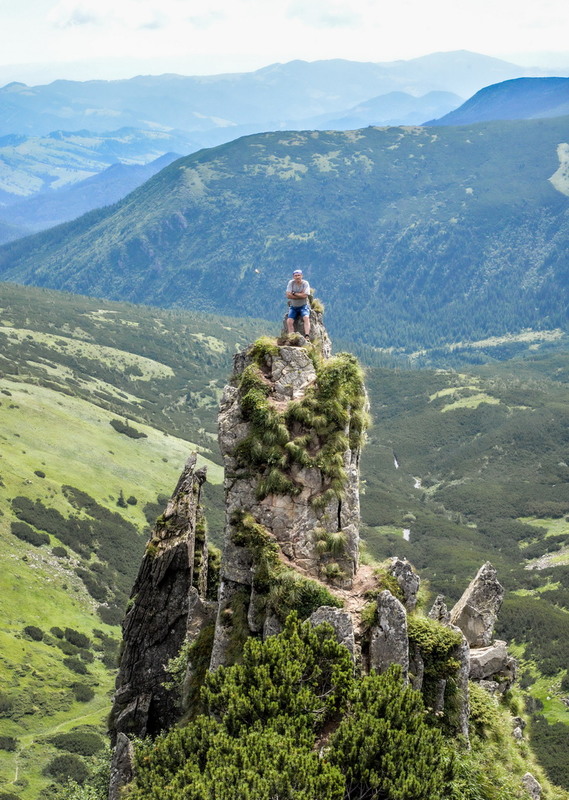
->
[286,269,311,337]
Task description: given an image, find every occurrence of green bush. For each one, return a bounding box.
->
[63,657,88,675]
[49,731,104,756]
[23,624,44,641]
[130,616,454,800]
[64,628,91,649]
[11,520,49,547]
[72,684,95,703]
[52,546,69,558]
[44,753,89,784]
[110,418,147,439]
[0,736,18,751]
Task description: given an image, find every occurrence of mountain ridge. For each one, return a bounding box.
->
[1,116,568,352]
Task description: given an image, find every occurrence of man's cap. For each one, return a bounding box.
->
[293,269,302,275]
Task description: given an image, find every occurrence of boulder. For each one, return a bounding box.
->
[469,640,509,680]
[469,640,517,690]
[522,772,542,800]
[450,562,504,647]
[309,606,356,657]
[369,590,409,679]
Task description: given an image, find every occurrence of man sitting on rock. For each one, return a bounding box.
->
[286,269,311,338]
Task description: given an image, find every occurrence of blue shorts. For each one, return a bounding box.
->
[288,304,310,319]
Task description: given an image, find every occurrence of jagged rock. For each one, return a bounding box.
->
[451,626,471,743]
[512,716,526,741]
[388,557,420,611]
[469,640,517,690]
[263,614,283,640]
[369,590,409,679]
[522,772,542,800]
[428,594,450,624]
[408,641,424,691]
[110,455,208,744]
[108,733,134,800]
[282,305,332,359]
[212,318,366,667]
[450,562,504,647]
[309,606,356,656]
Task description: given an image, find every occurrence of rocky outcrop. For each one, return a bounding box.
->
[108,733,134,800]
[108,317,528,796]
[309,606,356,657]
[212,322,367,667]
[108,455,214,798]
[388,557,420,611]
[369,590,409,679]
[282,304,332,359]
[450,562,504,647]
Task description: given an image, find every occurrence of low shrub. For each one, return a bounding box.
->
[52,546,68,558]
[11,521,49,547]
[44,753,89,784]
[64,628,91,649]
[63,657,88,675]
[0,736,18,751]
[23,625,44,641]
[49,731,104,756]
[72,684,95,703]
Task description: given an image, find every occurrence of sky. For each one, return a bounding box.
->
[1,0,569,84]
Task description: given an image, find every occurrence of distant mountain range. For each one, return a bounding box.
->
[1,52,566,239]
[429,77,569,125]
[0,152,180,241]
[0,51,543,139]
[306,91,462,130]
[1,116,568,353]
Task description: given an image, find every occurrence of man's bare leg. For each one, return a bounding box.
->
[303,316,310,338]
[287,317,295,334]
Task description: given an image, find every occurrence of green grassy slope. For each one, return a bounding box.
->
[0,284,272,798]
[1,118,568,352]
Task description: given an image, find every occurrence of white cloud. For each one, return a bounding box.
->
[287,1,362,28]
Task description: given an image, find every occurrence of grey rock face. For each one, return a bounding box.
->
[450,562,504,647]
[388,557,420,611]
[110,455,208,742]
[369,590,409,678]
[108,733,134,800]
[309,606,356,657]
[451,625,471,743]
[281,305,332,359]
[218,337,362,583]
[522,772,542,800]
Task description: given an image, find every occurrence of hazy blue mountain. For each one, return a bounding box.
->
[0,152,180,234]
[0,218,31,245]
[428,77,569,125]
[1,117,568,353]
[0,52,537,138]
[310,90,463,130]
[0,128,197,203]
